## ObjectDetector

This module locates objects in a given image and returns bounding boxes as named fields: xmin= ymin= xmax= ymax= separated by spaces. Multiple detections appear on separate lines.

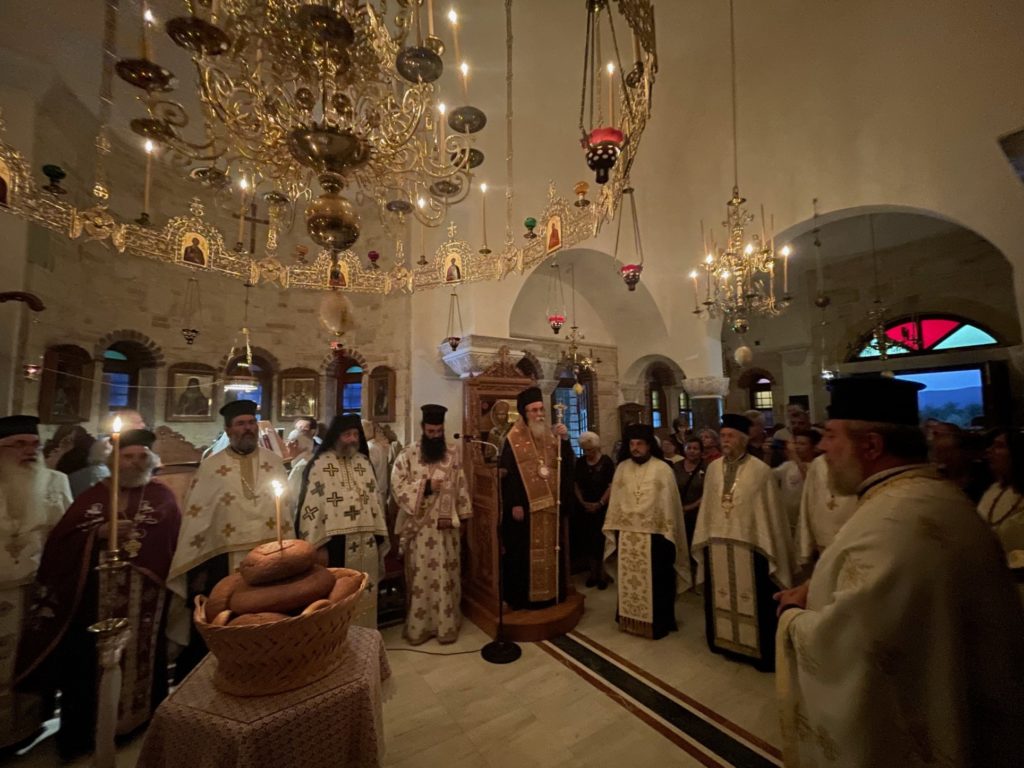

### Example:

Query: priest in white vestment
xmin=603 ymin=423 xmax=689 ymax=639
xmin=794 ymin=453 xmax=856 ymax=570
xmin=0 ymin=416 xmax=72 ymax=752
xmin=693 ymin=413 xmax=796 ymax=671
xmin=363 ymin=419 xmax=391 ymax=512
xmin=773 ymin=428 xmax=819 ymax=535
xmin=775 ymin=376 xmax=1024 ymax=767
xmin=977 ymin=427 xmax=1024 ymax=600
xmin=167 ymin=400 xmax=290 ymax=681
xmin=297 ymin=414 xmax=389 ymax=628
xmin=391 ymin=405 xmax=472 ymax=644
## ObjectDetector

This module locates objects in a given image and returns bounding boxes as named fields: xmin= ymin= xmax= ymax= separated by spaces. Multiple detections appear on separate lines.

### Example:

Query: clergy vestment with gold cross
xmin=166 ymin=446 xmax=290 ymax=680
xmin=692 ymin=453 xmax=795 ymax=671
xmin=602 ymin=458 xmax=689 ymax=639
xmin=0 ymin=468 xmax=71 ymax=750
xmin=298 ymin=450 xmax=389 ymax=628
xmin=778 ymin=466 xmax=1024 ymax=767
xmin=499 ymin=419 xmax=576 ymax=610
xmin=391 ymin=441 xmax=472 ymax=645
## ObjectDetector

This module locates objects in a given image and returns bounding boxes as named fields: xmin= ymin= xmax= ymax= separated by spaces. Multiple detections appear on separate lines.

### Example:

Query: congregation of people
xmin=3 ymin=374 xmax=1023 ymax=765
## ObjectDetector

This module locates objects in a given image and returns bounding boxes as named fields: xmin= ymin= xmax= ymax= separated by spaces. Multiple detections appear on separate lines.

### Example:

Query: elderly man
xmin=603 ymin=424 xmax=689 ymax=639
xmin=391 ymin=405 xmax=472 ymax=644
xmin=167 ymin=400 xmax=290 ymax=681
xmin=692 ymin=413 xmax=795 ymax=671
xmin=298 ymin=414 xmax=388 ymax=627
xmin=16 ymin=430 xmax=180 ymax=761
xmin=285 ymin=429 xmax=315 ymax=500
xmin=773 ymin=403 xmax=811 ymax=444
xmin=775 ymin=376 xmax=1024 ymax=767
xmin=500 ymin=387 xmax=575 ymax=610
xmin=0 ymin=416 xmax=72 ymax=754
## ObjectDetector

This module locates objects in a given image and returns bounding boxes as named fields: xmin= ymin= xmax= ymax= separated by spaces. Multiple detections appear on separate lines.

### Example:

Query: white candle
xmin=427 ymin=0 xmax=435 ymax=36
xmin=109 ymin=417 xmax=122 ymax=552
xmin=143 ymin=140 xmax=154 ymax=214
xmin=480 ymin=182 xmax=488 ymax=248
xmin=237 ymin=177 xmax=248 ymax=246
xmin=438 ymin=102 xmax=447 ymax=149
xmin=689 ymin=269 xmax=700 ymax=308
xmin=459 ymin=61 xmax=469 ymax=100
xmin=781 ymin=244 xmax=792 ymax=294
xmin=448 ymin=9 xmax=461 ymax=76
xmin=272 ymin=480 xmax=284 ymax=549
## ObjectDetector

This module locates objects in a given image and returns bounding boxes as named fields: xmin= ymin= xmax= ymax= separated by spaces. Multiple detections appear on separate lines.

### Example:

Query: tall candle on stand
xmin=143 ymin=140 xmax=154 ymax=215
xmin=237 ymin=176 xmax=249 ymax=246
xmin=689 ymin=270 xmax=700 ymax=309
xmin=109 ymin=417 xmax=122 ymax=552
xmin=141 ymin=6 xmax=154 ymax=60
xmin=781 ymin=244 xmax=791 ymax=295
xmin=272 ymin=480 xmax=284 ymax=549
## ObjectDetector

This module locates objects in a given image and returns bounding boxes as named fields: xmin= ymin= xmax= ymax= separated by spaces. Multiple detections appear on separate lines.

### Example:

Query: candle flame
xmin=781 ymin=244 xmax=792 ymax=257
xmin=460 ymin=61 xmax=469 ymax=77
xmin=438 ymin=102 xmax=447 ymax=115
xmin=606 ymin=61 xmax=615 ymax=75
xmin=144 ymin=8 xmax=155 ymax=24
xmin=721 ymin=270 xmax=731 ymax=279
xmin=144 ymin=139 xmax=154 ymax=154
xmin=272 ymin=479 xmax=283 ymax=497
xmin=239 ymin=176 xmax=249 ymax=191
xmin=112 ymin=416 xmax=123 ymax=434
xmin=448 ymin=9 xmax=458 ymax=24
xmin=480 ymin=182 xmax=487 ymax=194
xmin=689 ymin=269 xmax=699 ymax=279
xmin=704 ymin=254 xmax=714 ymax=264
xmin=744 ymin=243 xmax=754 ymax=255
xmin=417 ymin=196 xmax=426 ymax=209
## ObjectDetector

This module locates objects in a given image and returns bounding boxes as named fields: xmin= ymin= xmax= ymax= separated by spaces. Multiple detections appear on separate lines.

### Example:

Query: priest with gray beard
xmin=0 ymin=416 xmax=72 ymax=755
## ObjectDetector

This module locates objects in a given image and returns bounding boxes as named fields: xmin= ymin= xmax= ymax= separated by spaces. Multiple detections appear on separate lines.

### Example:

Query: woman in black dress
xmin=574 ymin=431 xmax=615 ymax=588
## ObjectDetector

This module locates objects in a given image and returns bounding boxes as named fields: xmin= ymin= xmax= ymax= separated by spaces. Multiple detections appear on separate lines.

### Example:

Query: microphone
xmin=453 ymin=433 xmax=499 ymax=454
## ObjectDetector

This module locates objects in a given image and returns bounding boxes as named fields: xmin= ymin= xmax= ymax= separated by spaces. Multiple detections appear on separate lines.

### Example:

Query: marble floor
xmin=7 ymin=574 xmax=782 ymax=767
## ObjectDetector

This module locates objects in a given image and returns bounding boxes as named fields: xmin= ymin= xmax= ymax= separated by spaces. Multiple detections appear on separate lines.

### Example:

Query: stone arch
xmin=737 ymin=367 xmax=775 ymax=389
xmin=516 ymin=351 xmax=543 ymax=380
xmin=620 ymin=354 xmax=687 ymax=394
xmin=321 ymin=347 xmax=368 ymax=376
xmin=94 ymin=329 xmax=164 ymax=367
xmin=218 ymin=345 xmax=280 ymax=373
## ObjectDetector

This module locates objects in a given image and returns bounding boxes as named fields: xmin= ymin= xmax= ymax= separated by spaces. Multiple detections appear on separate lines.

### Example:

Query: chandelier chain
xmin=505 ymin=0 xmax=515 ymax=244
xmin=729 ymin=0 xmax=739 ymax=191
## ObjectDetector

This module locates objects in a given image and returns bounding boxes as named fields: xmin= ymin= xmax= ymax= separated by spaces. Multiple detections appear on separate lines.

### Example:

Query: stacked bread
xmin=203 ymin=539 xmax=363 ymax=627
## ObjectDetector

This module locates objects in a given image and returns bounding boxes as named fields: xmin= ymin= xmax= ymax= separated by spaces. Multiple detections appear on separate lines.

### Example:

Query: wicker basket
xmin=193 ymin=567 xmax=367 ymax=697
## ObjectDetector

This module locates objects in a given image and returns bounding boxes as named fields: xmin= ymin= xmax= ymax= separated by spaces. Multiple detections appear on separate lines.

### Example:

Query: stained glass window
xmin=854 ymin=316 xmax=998 ymax=359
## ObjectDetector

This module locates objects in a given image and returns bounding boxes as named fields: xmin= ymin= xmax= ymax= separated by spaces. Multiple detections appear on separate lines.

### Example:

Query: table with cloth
xmin=137 ymin=626 xmax=391 ymax=768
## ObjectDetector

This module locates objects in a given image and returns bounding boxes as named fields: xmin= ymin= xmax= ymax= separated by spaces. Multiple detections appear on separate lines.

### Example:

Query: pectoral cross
xmin=231 ymin=202 xmax=270 ymax=254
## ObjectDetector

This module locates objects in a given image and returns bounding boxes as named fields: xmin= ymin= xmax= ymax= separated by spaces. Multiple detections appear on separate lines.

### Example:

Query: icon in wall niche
xmin=444 ymin=252 xmax=464 ymax=283
xmin=166 ymin=368 xmax=216 ymax=421
xmin=179 ymin=232 xmax=210 ymax=268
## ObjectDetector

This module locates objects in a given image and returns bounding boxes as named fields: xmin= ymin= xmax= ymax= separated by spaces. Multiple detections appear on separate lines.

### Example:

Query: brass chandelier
xmin=119 ymin=0 xmax=485 ymax=250
xmin=690 ymin=0 xmax=791 ymax=335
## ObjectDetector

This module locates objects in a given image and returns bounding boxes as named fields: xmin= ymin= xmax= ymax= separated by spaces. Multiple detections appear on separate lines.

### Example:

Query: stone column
xmin=682 ymin=376 xmax=731 ymax=431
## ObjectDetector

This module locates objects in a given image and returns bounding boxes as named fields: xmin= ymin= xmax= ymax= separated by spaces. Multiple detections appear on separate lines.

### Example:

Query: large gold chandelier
xmin=690 ymin=0 xmax=791 ymax=335
xmin=121 ymin=0 xmax=484 ymax=249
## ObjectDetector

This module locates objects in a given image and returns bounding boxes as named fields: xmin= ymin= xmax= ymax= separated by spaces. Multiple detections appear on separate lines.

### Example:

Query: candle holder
xmin=619 ymin=263 xmax=643 ymax=291
xmin=523 ymin=217 xmax=538 ymax=240
xmin=447 ymin=105 xmax=487 ymax=135
xmin=41 ymin=164 xmax=68 ymax=195
xmin=96 ymin=548 xmax=130 ymax=572
xmin=135 ymin=211 xmax=151 ymax=226
xmin=573 ymin=181 xmax=591 ymax=208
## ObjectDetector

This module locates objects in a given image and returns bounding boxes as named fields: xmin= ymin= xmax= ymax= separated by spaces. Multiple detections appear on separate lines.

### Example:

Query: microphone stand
xmin=456 ymin=433 xmax=522 ymax=664
xmin=553 ymin=403 xmax=566 ymax=604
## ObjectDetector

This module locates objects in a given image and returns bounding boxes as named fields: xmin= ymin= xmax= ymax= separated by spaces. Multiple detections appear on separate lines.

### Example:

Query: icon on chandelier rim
xmin=179 ymin=232 xmax=209 ymax=268
xmin=444 ymin=253 xmax=464 ymax=283
xmin=328 ymin=258 xmax=350 ymax=289
xmin=545 ymin=214 xmax=563 ymax=254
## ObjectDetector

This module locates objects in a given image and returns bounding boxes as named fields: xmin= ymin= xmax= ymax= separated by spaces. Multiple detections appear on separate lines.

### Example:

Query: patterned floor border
xmin=537 ymin=630 xmax=782 ymax=768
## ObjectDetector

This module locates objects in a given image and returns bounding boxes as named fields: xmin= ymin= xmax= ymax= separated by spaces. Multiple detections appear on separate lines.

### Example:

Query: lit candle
xmin=689 ymin=269 xmax=700 ymax=309
xmin=109 ymin=416 xmax=122 ymax=553
xmin=141 ymin=6 xmax=154 ymax=61
xmin=272 ymin=480 xmax=284 ymax=549
xmin=480 ymin=182 xmax=488 ymax=249
xmin=437 ymin=102 xmax=447 ymax=149
xmin=606 ymin=62 xmax=616 ymax=125
xmin=704 ymin=253 xmax=714 ymax=300
xmin=781 ymin=244 xmax=792 ymax=294
xmin=143 ymin=140 xmax=154 ymax=215
xmin=418 ymin=197 xmax=426 ymax=258
xmin=427 ymin=0 xmax=435 ymax=36
xmin=237 ymin=176 xmax=249 ymax=246
xmin=448 ymin=9 xmax=462 ymax=78
xmin=459 ymin=61 xmax=469 ymax=100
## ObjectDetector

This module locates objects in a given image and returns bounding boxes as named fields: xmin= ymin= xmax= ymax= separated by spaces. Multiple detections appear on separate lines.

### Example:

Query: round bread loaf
xmin=240 ymin=539 xmax=317 ymax=586
xmin=212 ymin=610 xmax=233 ymax=627
xmin=229 ymin=565 xmax=335 ymax=615
xmin=329 ymin=574 xmax=363 ymax=604
xmin=228 ymin=612 xmax=290 ymax=627
xmin=205 ymin=573 xmax=245 ymax=623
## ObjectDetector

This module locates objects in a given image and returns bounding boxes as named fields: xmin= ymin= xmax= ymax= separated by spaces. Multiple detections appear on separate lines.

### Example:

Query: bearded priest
xmin=775 ymin=376 xmax=1024 ymax=767
xmin=391 ymin=405 xmax=472 ymax=644
xmin=0 ymin=416 xmax=72 ymax=754
xmin=16 ymin=429 xmax=181 ymax=761
xmin=297 ymin=414 xmax=389 ymax=627
xmin=603 ymin=423 xmax=689 ymax=639
xmin=499 ymin=387 xmax=575 ymax=610
xmin=167 ymin=400 xmax=290 ymax=681
xmin=692 ymin=413 xmax=796 ymax=672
